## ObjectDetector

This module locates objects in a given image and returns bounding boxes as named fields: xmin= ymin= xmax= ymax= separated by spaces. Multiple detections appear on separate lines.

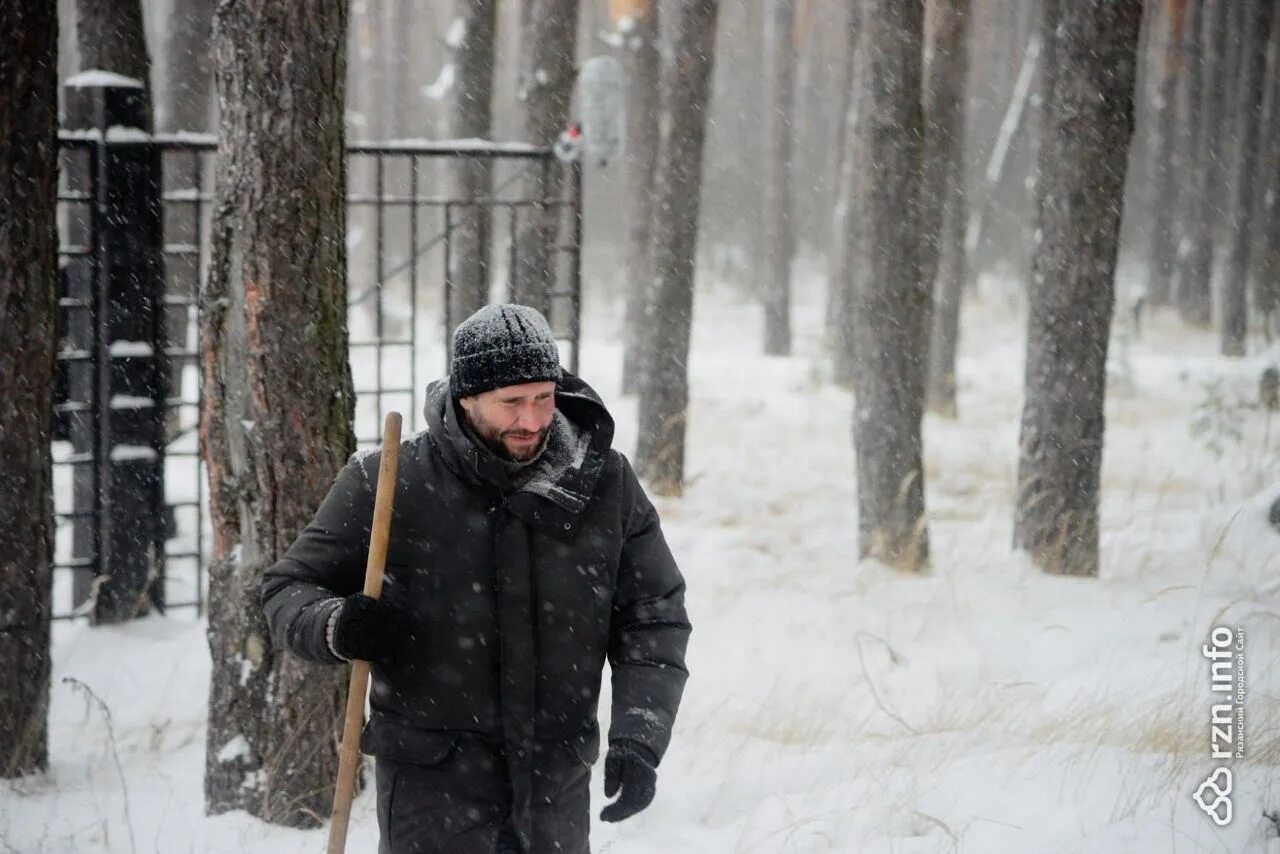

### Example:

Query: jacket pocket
xmin=362 ymin=712 xmax=458 ymax=767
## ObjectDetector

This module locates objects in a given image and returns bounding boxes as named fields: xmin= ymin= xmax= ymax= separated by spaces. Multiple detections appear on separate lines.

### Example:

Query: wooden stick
xmin=327 ymin=411 xmax=402 ymax=854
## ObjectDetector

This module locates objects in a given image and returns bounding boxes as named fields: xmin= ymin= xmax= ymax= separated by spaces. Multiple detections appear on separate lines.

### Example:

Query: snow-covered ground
xmin=5 ymin=271 xmax=1280 ymax=853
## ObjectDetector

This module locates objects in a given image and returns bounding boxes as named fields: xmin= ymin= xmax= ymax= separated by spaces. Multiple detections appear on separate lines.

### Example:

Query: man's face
xmin=459 ymin=381 xmax=557 ymax=462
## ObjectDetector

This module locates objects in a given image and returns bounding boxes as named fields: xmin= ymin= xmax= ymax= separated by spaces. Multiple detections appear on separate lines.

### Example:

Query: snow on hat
xmin=450 ymin=304 xmax=563 ymax=399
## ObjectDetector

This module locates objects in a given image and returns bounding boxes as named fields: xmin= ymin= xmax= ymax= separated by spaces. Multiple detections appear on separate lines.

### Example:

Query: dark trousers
xmin=375 ymin=745 xmax=590 ymax=854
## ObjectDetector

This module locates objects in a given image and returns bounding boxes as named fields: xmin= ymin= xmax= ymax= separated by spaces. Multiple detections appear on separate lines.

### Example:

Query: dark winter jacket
xmin=260 ymin=372 xmax=690 ymax=847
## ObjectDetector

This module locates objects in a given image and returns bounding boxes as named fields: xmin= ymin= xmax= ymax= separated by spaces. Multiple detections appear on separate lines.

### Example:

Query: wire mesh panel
xmin=50 ymin=135 xmax=582 ymax=619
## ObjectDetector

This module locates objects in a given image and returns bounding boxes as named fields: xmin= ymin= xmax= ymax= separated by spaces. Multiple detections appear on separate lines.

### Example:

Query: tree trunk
xmin=1146 ymin=0 xmax=1184 ymax=306
xmin=0 ymin=0 xmax=58 ymax=779
xmin=635 ymin=0 xmax=719 ymax=495
xmin=1013 ymin=0 xmax=1141 ymax=578
xmin=447 ymin=0 xmax=498 ymax=337
xmin=1251 ymin=10 xmax=1280 ymax=333
xmin=1174 ymin=0 xmax=1215 ymax=328
xmin=827 ymin=6 xmax=861 ymax=389
xmin=512 ymin=0 xmax=579 ymax=316
xmin=849 ymin=0 xmax=930 ymax=572
xmin=75 ymin=0 xmax=153 ymax=125
xmin=761 ymin=0 xmax=797 ymax=355
xmin=202 ymin=0 xmax=353 ymax=826
xmin=1218 ymin=0 xmax=1275 ymax=357
xmin=159 ymin=0 xmax=214 ymax=133
xmin=924 ymin=0 xmax=972 ymax=418
xmin=620 ymin=4 xmax=661 ymax=395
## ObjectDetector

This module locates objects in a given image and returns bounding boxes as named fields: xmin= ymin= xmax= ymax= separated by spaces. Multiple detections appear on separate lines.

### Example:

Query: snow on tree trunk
xmin=824 ymin=4 xmax=857 ymax=353
xmin=635 ymin=0 xmax=719 ymax=496
xmin=924 ymin=0 xmax=972 ymax=418
xmin=761 ymin=0 xmax=797 ymax=356
xmin=849 ymin=0 xmax=931 ymax=572
xmin=1218 ymin=0 xmax=1275 ymax=357
xmin=447 ymin=0 xmax=498 ymax=336
xmin=0 ymin=0 xmax=58 ymax=778
xmin=512 ymin=0 xmax=579 ymax=316
xmin=1013 ymin=0 xmax=1141 ymax=578
xmin=75 ymin=0 xmax=153 ymax=126
xmin=159 ymin=0 xmax=214 ymax=133
xmin=202 ymin=0 xmax=354 ymax=826
xmin=621 ymin=5 xmax=661 ymax=395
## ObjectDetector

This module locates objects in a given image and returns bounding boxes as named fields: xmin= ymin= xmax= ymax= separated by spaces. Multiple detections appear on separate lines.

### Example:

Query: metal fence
xmin=52 ymin=132 xmax=583 ymax=621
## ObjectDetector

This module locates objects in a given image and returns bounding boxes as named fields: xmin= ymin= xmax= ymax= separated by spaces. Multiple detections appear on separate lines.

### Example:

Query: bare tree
xmin=512 ymin=0 xmax=580 ymax=315
xmin=202 ymin=0 xmax=353 ymax=826
xmin=849 ymin=0 xmax=930 ymax=571
xmin=1013 ymin=0 xmax=1141 ymax=577
xmin=0 ymin=0 xmax=58 ymax=779
xmin=924 ymin=0 xmax=973 ymax=417
xmin=447 ymin=0 xmax=498 ymax=336
xmin=635 ymin=0 xmax=720 ymax=495
xmin=761 ymin=0 xmax=798 ymax=355
xmin=620 ymin=2 xmax=661 ymax=395
xmin=1218 ymin=0 xmax=1275 ymax=357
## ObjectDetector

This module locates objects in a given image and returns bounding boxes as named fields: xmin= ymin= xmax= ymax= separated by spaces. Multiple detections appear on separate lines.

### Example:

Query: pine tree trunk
xmin=825 ymin=5 xmax=860 ymax=389
xmin=1174 ymin=0 xmax=1215 ymax=328
xmin=635 ymin=0 xmax=719 ymax=495
xmin=761 ymin=0 xmax=797 ymax=356
xmin=924 ymin=0 xmax=972 ymax=418
xmin=159 ymin=0 xmax=214 ymax=133
xmin=0 ymin=0 xmax=58 ymax=779
xmin=1251 ymin=11 xmax=1280 ymax=333
xmin=202 ymin=0 xmax=354 ymax=826
xmin=1147 ymin=0 xmax=1184 ymax=307
xmin=850 ymin=0 xmax=931 ymax=571
xmin=447 ymin=0 xmax=498 ymax=336
xmin=1014 ymin=0 xmax=1141 ymax=578
xmin=621 ymin=5 xmax=661 ymax=395
xmin=1218 ymin=0 xmax=1274 ymax=357
xmin=512 ymin=0 xmax=579 ymax=315
xmin=75 ymin=0 xmax=153 ymax=126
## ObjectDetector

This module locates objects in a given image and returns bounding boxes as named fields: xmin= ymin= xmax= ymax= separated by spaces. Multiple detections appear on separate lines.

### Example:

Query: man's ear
xmin=458 ymin=396 xmax=474 ymax=416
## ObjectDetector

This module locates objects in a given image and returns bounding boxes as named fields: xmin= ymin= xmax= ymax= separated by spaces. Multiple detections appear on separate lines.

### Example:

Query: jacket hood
xmin=423 ymin=371 xmax=616 ymax=516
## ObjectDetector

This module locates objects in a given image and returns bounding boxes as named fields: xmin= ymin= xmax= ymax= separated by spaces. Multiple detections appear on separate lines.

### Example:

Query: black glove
xmin=599 ymin=740 xmax=658 ymax=823
xmin=329 ymin=593 xmax=402 ymax=662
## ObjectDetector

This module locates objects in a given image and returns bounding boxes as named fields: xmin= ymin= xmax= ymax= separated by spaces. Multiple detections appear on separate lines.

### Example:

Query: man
xmin=261 ymin=304 xmax=691 ymax=854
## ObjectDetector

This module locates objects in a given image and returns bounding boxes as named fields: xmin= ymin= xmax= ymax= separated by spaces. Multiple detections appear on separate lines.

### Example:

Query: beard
xmin=465 ymin=408 xmax=550 ymax=463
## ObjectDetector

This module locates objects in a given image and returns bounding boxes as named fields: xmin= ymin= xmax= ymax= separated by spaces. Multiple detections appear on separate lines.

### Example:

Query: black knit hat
xmin=450 ymin=304 xmax=563 ymax=399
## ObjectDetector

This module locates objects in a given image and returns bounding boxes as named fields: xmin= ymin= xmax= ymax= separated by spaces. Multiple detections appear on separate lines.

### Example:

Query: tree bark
xmin=512 ymin=0 xmax=580 ymax=316
xmin=924 ymin=0 xmax=972 ymax=418
xmin=447 ymin=0 xmax=499 ymax=337
xmin=75 ymin=0 xmax=153 ymax=126
xmin=1218 ymin=0 xmax=1275 ymax=357
xmin=761 ymin=0 xmax=798 ymax=356
xmin=202 ymin=0 xmax=354 ymax=826
xmin=635 ymin=0 xmax=719 ymax=495
xmin=159 ymin=0 xmax=214 ymax=133
xmin=0 ymin=0 xmax=58 ymax=779
xmin=620 ymin=5 xmax=661 ymax=395
xmin=849 ymin=0 xmax=931 ymax=571
xmin=1013 ymin=0 xmax=1141 ymax=577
